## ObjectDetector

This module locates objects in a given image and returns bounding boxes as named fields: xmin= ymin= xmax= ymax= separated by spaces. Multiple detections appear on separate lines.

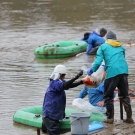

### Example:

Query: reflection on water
xmin=0 ymin=0 xmax=135 ymax=134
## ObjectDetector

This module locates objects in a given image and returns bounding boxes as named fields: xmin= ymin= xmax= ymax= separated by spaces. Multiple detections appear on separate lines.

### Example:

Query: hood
xmin=50 ymin=72 xmax=60 ymax=80
xmin=92 ymin=28 xmax=101 ymax=37
xmin=105 ymin=39 xmax=122 ymax=47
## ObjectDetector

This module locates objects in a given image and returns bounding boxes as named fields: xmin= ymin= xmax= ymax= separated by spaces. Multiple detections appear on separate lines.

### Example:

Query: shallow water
xmin=0 ymin=0 xmax=135 ymax=134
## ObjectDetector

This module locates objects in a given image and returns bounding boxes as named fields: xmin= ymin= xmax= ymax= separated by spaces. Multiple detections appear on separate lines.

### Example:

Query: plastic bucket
xmin=70 ymin=112 xmax=90 ymax=135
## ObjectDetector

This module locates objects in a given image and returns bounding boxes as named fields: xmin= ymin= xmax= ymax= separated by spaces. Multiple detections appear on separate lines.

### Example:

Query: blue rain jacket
xmin=86 ymin=31 xmax=105 ymax=54
xmin=91 ymin=40 xmax=128 ymax=79
xmin=78 ymin=81 xmax=116 ymax=106
xmin=42 ymin=79 xmax=66 ymax=120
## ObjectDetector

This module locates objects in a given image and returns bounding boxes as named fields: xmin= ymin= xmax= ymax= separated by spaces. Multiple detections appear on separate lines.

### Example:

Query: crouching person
xmin=42 ymin=64 xmax=83 ymax=135
xmin=78 ymin=81 xmax=116 ymax=109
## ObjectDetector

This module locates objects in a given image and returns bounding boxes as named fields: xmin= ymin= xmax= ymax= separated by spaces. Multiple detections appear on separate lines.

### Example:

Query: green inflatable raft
xmin=13 ymin=106 xmax=106 ymax=131
xmin=34 ymin=40 xmax=88 ymax=59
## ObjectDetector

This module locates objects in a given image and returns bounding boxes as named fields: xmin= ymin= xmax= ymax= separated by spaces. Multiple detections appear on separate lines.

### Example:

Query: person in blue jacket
xmin=78 ymin=81 xmax=116 ymax=107
xmin=78 ymin=81 xmax=105 ymax=107
xmin=87 ymin=31 xmax=134 ymax=124
xmin=84 ymin=28 xmax=107 ymax=55
xmin=81 ymin=32 xmax=91 ymax=42
xmin=42 ymin=64 xmax=83 ymax=135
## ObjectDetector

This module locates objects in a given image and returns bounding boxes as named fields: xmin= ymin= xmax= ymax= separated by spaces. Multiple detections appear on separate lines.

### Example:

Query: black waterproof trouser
xmin=42 ymin=117 xmax=60 ymax=135
xmin=104 ymin=74 xmax=131 ymax=110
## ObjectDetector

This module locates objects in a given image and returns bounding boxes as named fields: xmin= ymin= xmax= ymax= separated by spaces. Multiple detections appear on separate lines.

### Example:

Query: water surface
xmin=0 ymin=0 xmax=135 ymax=134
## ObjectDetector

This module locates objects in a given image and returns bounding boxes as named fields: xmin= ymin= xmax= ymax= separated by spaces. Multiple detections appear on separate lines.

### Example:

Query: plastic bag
xmin=81 ymin=66 xmax=88 ymax=73
xmin=90 ymin=64 xmax=105 ymax=86
xmin=81 ymin=61 xmax=105 ymax=87
xmin=72 ymin=98 xmax=106 ymax=114
xmin=88 ymin=121 xmax=104 ymax=132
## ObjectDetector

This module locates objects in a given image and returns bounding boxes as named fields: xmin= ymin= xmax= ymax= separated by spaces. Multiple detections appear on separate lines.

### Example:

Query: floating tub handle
xmin=70 ymin=117 xmax=80 ymax=124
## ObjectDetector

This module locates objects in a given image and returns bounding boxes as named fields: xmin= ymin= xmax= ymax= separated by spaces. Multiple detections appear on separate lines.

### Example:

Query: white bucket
xmin=70 ymin=112 xmax=90 ymax=135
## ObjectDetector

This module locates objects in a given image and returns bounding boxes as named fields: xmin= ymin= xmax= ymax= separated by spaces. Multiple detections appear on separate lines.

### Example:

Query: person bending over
xmin=42 ymin=64 xmax=83 ymax=135
xmin=85 ymin=28 xmax=107 ymax=55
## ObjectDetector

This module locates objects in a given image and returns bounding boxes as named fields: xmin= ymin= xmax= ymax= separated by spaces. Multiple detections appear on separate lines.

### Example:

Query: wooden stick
xmin=37 ymin=128 xmax=40 ymax=135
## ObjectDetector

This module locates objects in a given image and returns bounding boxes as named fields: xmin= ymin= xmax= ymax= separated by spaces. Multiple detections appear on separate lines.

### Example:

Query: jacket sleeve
xmin=63 ymin=78 xmax=83 ymax=90
xmin=69 ymin=80 xmax=83 ymax=88
xmin=77 ymin=86 xmax=88 ymax=98
xmin=91 ymin=46 xmax=104 ymax=72
xmin=86 ymin=44 xmax=92 ymax=54
xmin=86 ymin=38 xmax=93 ymax=54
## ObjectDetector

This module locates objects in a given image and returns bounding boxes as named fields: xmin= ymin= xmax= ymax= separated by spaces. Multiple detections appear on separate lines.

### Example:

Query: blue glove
xmin=87 ymin=69 xmax=93 ymax=76
xmin=102 ymin=65 xmax=106 ymax=70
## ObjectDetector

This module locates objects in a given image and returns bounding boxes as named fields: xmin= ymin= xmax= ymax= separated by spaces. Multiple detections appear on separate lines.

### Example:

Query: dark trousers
xmin=104 ymin=74 xmax=130 ymax=110
xmin=42 ymin=117 xmax=60 ymax=135
xmin=89 ymin=46 xmax=99 ymax=55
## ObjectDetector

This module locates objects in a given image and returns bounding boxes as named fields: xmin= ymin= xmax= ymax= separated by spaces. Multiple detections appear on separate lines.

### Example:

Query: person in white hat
xmin=42 ymin=64 xmax=83 ymax=135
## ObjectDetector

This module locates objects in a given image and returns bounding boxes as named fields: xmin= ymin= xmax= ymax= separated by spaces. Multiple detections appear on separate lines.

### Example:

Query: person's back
xmin=88 ymin=81 xmax=104 ymax=106
xmin=78 ymin=81 xmax=116 ymax=106
xmin=78 ymin=81 xmax=104 ymax=106
xmin=86 ymin=28 xmax=107 ymax=54
xmin=43 ymin=79 xmax=66 ymax=120
xmin=87 ymin=31 xmax=105 ymax=48
xmin=103 ymin=44 xmax=127 ymax=77
xmin=92 ymin=33 xmax=128 ymax=79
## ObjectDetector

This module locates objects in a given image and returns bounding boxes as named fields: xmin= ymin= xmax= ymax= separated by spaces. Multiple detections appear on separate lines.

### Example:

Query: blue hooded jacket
xmin=86 ymin=31 xmax=105 ymax=54
xmin=42 ymin=79 xmax=66 ymax=120
xmin=78 ymin=81 xmax=116 ymax=106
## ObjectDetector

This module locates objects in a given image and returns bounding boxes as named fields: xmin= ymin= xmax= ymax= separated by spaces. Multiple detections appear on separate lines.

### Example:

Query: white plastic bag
xmin=90 ymin=64 xmax=105 ymax=86
xmin=81 ymin=66 xmax=88 ymax=73
xmin=72 ymin=98 xmax=106 ymax=114
xmin=81 ymin=61 xmax=105 ymax=86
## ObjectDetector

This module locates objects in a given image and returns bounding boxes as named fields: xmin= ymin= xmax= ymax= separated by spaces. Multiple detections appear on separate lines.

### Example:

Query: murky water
xmin=0 ymin=0 xmax=135 ymax=134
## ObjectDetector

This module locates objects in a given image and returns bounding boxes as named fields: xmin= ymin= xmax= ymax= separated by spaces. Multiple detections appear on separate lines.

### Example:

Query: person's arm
xmin=86 ymin=36 xmax=94 ymax=54
xmin=63 ymin=71 xmax=83 ymax=90
xmin=91 ymin=46 xmax=104 ymax=72
xmin=69 ymin=80 xmax=83 ymax=88
xmin=77 ymin=86 xmax=88 ymax=98
xmin=87 ymin=47 xmax=104 ymax=76
xmin=86 ymin=44 xmax=92 ymax=54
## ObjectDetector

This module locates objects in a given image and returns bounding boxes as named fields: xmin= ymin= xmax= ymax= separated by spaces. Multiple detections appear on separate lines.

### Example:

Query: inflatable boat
xmin=13 ymin=106 xmax=106 ymax=130
xmin=34 ymin=40 xmax=88 ymax=59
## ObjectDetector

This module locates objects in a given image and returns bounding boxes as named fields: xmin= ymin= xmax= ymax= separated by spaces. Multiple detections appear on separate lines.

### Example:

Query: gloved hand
xmin=87 ymin=68 xmax=93 ymax=76
xmin=80 ymin=80 xmax=84 ymax=84
xmin=75 ymin=70 xmax=83 ymax=79
xmin=102 ymin=65 xmax=106 ymax=70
